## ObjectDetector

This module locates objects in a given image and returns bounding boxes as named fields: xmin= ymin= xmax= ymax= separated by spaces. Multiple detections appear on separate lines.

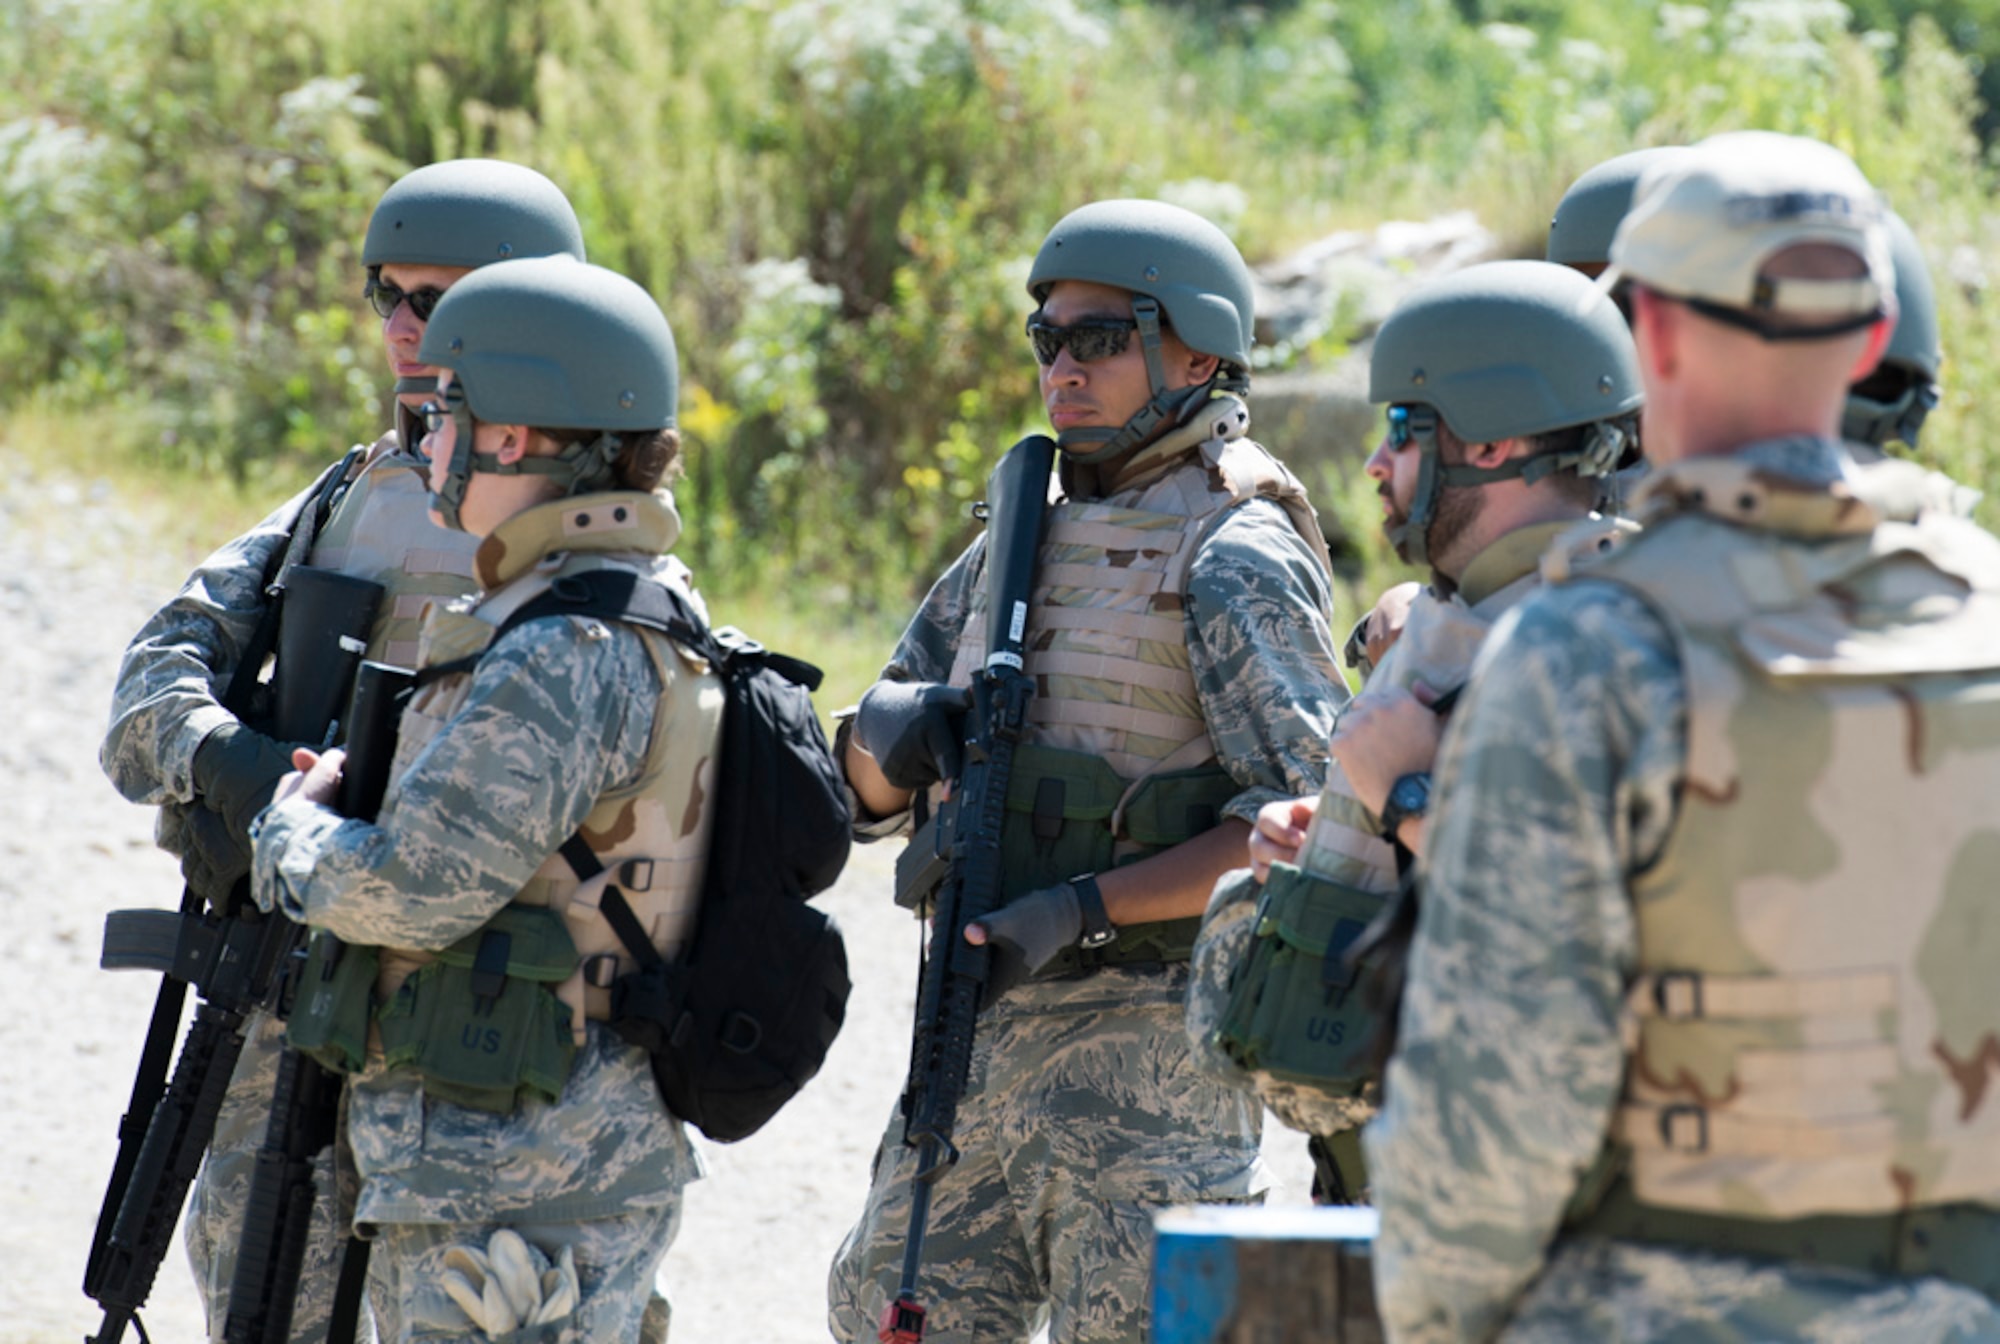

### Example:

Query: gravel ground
xmin=0 ymin=463 xmax=1307 ymax=1344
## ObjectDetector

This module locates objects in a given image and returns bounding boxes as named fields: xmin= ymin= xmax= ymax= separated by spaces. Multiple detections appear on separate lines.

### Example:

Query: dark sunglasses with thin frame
xmin=1025 ymin=314 xmax=1139 ymax=366
xmin=366 ymin=276 xmax=446 ymax=322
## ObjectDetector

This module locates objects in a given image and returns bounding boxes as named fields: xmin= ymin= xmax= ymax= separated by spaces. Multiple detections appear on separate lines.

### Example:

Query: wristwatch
xmin=1379 ymin=771 xmax=1432 ymax=840
xmin=1068 ymin=873 xmax=1118 ymax=949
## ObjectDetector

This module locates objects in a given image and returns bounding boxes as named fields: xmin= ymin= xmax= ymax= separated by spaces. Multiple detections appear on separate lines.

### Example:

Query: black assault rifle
xmin=879 ymin=434 xmax=1055 ymax=1344
xmin=85 ymin=446 xmax=382 ymax=1344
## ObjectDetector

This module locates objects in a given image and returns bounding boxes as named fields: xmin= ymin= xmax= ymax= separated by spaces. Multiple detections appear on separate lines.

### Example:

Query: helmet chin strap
xmin=1056 ymin=298 xmax=1217 ymax=466
xmin=1383 ymin=407 xmax=1444 ymax=569
xmin=427 ymin=379 xmax=624 ymax=532
xmin=1385 ymin=410 xmax=1633 ymax=567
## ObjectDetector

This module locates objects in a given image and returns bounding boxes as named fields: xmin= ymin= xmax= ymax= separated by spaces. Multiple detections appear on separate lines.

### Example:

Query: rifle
xmin=85 ymin=449 xmax=382 ymax=1344
xmin=220 ymin=655 xmax=411 ymax=1344
xmin=880 ymin=434 xmax=1055 ymax=1344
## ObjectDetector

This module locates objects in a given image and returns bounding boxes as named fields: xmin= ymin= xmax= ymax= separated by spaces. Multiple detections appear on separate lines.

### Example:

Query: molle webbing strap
xmin=1626 ymin=968 xmax=1898 ymax=1021
xmin=1023 ymin=605 xmax=1188 ymax=646
xmin=1028 ymin=697 xmax=1206 ymax=745
xmin=1617 ymin=1105 xmax=1897 ymax=1160
xmin=388 ymin=593 xmax=435 ymax=621
xmin=402 ymin=548 xmax=471 ymax=577
xmin=1042 ymin=518 xmax=1178 ymax=555
xmin=1034 ymin=563 xmax=1169 ymax=597
xmin=1030 ymin=651 xmax=1197 ymax=698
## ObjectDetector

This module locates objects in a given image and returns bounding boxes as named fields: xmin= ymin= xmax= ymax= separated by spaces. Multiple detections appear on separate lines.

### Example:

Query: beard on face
xmin=1425 ymin=482 xmax=1484 ymax=568
xmin=1384 ymin=480 xmax=1484 ymax=568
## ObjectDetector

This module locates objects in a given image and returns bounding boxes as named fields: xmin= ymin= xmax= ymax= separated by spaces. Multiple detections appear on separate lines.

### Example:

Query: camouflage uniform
xmin=828 ymin=411 xmax=1346 ymax=1344
xmin=102 ymin=433 xmax=480 ymax=1343
xmin=251 ymin=490 xmax=708 ymax=1343
xmin=1364 ymin=439 xmax=2000 ymax=1342
xmin=1188 ymin=518 xmax=1629 ymax=1145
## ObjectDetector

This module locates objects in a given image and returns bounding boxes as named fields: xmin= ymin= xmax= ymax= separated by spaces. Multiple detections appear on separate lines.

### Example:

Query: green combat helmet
xmin=363 ymin=158 xmax=587 ymax=400
xmin=1547 ymin=146 xmax=1689 ymax=273
xmin=1027 ymin=198 xmax=1253 ymax=463
xmin=1369 ymin=259 xmax=1641 ymax=566
xmin=417 ymin=257 xmax=677 ymax=530
xmin=1844 ymin=211 xmax=1941 ymax=449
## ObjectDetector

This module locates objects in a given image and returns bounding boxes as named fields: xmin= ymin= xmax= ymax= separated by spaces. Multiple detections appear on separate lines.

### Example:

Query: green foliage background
xmin=4 ymin=0 xmax=1996 ymax=641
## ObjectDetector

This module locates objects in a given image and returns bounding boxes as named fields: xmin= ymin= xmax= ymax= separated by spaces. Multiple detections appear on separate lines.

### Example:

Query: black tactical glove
xmin=971 ymin=883 xmax=1084 ymax=1004
xmin=853 ymin=681 xmax=971 ymax=792
xmin=192 ymin=720 xmax=295 ymax=838
xmin=179 ymin=802 xmax=252 ymax=907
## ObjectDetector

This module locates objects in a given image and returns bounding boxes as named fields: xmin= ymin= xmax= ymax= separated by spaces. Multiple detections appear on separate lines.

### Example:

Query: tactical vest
xmin=291 ymin=492 xmax=723 ymax=1111
xmin=1573 ymin=453 xmax=2000 ymax=1223
xmin=1213 ymin=517 xmax=1631 ymax=1152
xmin=949 ymin=403 xmax=1333 ymax=970
xmin=308 ymin=433 xmax=481 ymax=668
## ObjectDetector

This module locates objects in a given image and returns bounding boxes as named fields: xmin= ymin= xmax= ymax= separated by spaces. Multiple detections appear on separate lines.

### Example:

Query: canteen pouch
xmin=286 ymin=933 xmax=379 ymax=1075
xmin=375 ymin=906 xmax=580 ymax=1113
xmin=1215 ymin=861 xmax=1384 ymax=1090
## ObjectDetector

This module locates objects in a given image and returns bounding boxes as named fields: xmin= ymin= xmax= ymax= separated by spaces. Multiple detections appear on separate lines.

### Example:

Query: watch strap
xmin=1069 ymin=873 xmax=1117 ymax=948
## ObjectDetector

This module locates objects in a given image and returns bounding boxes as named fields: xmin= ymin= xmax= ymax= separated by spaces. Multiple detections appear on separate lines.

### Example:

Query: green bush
xmin=3 ymin=0 xmax=1993 ymax=615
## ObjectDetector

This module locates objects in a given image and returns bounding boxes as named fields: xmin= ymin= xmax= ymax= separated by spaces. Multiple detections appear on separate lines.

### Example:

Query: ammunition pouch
xmin=287 ymin=933 xmax=379 ymax=1074
xmin=998 ymin=744 xmax=1237 ymax=976
xmin=1213 ymin=862 xmax=1384 ymax=1090
xmin=369 ymin=906 xmax=581 ymax=1113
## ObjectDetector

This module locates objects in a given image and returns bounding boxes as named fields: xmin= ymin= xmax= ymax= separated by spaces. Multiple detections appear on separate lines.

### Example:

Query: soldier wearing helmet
xmin=1845 ymin=210 xmax=1944 ymax=451
xmin=100 ymin=159 xmax=586 ymax=1343
xmin=1551 ymin=151 xmax=1956 ymax=483
xmin=1367 ymin=131 xmax=2000 ymax=1340
xmin=828 ymin=200 xmax=1349 ymax=1343
xmin=1186 ymin=260 xmax=1641 ymax=1208
xmin=1547 ymin=146 xmax=1691 ymax=281
xmin=252 ymin=257 xmax=710 ymax=1340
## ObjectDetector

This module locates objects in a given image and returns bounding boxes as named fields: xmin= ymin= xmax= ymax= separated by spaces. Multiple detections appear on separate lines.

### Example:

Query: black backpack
xmin=497 ymin=568 xmax=853 ymax=1142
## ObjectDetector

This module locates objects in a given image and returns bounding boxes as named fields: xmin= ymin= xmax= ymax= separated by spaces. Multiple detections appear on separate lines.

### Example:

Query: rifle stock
xmin=881 ymin=435 xmax=1055 ymax=1344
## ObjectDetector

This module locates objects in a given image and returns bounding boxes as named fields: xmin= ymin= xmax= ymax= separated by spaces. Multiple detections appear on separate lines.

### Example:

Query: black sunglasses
xmin=1025 ymin=315 xmax=1138 ymax=366
xmin=366 ymin=276 xmax=446 ymax=322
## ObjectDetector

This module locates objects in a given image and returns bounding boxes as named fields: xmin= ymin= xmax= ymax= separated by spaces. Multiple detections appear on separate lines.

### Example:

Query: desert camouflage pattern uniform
xmin=101 ymin=432 xmax=479 ymax=1343
xmin=1187 ymin=518 xmax=1630 ymax=1146
xmin=1365 ymin=438 xmax=2000 ymax=1342
xmin=828 ymin=409 xmax=1347 ymax=1344
xmin=251 ymin=489 xmax=709 ymax=1343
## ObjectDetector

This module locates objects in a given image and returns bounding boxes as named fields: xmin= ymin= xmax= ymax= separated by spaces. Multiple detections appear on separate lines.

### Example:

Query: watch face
xmin=1390 ymin=773 xmax=1430 ymax=814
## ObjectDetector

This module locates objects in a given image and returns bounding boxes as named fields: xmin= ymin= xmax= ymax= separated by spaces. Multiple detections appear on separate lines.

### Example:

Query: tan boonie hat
xmin=1604 ymin=130 xmax=1893 ymax=341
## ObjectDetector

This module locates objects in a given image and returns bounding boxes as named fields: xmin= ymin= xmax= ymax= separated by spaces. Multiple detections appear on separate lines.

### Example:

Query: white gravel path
xmin=0 ymin=463 xmax=1306 ymax=1344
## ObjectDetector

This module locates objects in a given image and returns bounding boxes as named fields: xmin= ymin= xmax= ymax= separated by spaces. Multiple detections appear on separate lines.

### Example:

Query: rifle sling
xmin=221 ymin=446 xmax=366 ymax=714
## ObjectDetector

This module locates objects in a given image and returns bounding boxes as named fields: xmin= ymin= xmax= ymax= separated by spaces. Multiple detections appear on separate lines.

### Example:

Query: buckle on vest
xmin=1658 ymin=1103 xmax=1709 ymax=1154
xmin=1653 ymin=970 xmax=1704 ymax=1020
xmin=582 ymin=953 xmax=622 ymax=990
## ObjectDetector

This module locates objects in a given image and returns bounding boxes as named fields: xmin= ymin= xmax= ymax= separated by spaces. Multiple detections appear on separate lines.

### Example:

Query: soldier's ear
xmin=493 ymin=426 xmax=533 ymax=465
xmin=1631 ymin=285 xmax=1679 ymax=382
